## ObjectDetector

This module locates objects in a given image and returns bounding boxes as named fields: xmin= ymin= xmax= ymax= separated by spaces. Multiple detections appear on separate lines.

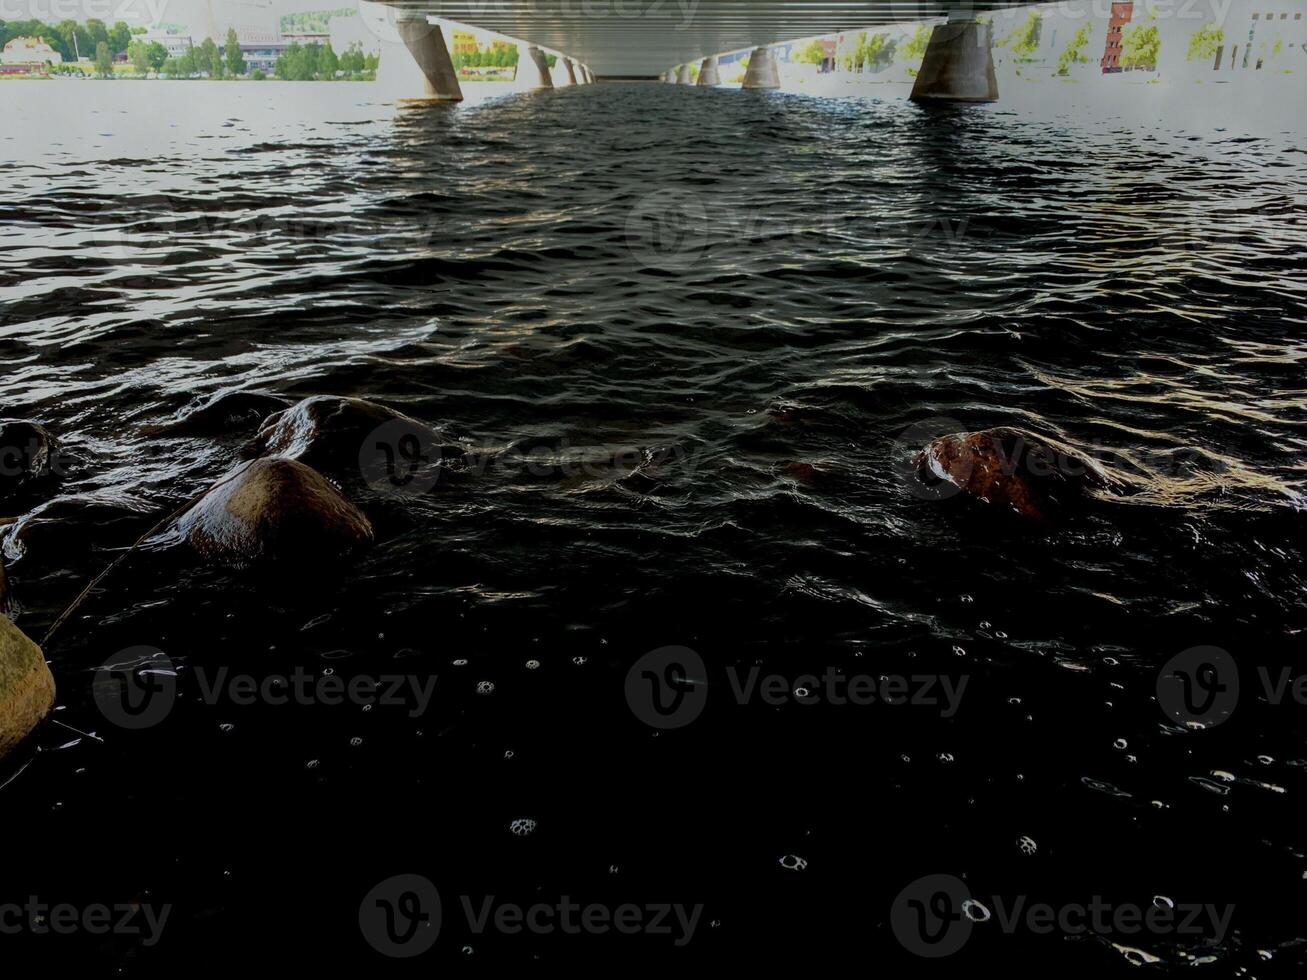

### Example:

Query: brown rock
xmin=915 ymin=427 xmax=1121 ymax=521
xmin=0 ymin=616 xmax=55 ymax=758
xmin=178 ymin=457 xmax=374 ymax=564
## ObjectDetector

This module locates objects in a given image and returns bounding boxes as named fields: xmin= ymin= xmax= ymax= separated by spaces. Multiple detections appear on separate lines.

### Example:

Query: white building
xmin=1 ymin=36 xmax=63 ymax=65
xmin=140 ymin=31 xmax=194 ymax=59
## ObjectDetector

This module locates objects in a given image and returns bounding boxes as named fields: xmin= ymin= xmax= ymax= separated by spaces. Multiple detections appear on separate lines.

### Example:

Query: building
xmin=140 ymin=31 xmax=194 ymax=60
xmin=239 ymin=39 xmax=289 ymax=73
xmin=1215 ymin=9 xmax=1305 ymax=71
xmin=1101 ymin=1 xmax=1134 ymax=72
xmin=1 ymin=36 xmax=63 ymax=67
xmin=281 ymin=32 xmax=330 ymax=46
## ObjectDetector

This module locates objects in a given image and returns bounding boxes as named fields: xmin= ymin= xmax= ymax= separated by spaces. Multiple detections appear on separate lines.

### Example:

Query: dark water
xmin=4 ymin=83 xmax=1307 ymax=975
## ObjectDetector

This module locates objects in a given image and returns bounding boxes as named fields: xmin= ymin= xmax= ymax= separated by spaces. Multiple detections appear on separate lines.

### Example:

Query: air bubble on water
xmin=573 ymin=656 xmax=588 ymax=666
xmin=362 ymin=704 xmax=372 ymax=712
xmin=219 ymin=723 xmax=234 ymax=733
xmin=461 ymin=946 xmax=473 ymax=956
xmin=1258 ymin=755 xmax=1273 ymax=765
xmin=960 ymin=594 xmax=974 ymax=604
xmin=900 ymin=754 xmax=910 ymax=763
xmin=453 ymin=659 xmax=468 ymax=667
xmin=477 ymin=681 xmax=495 ymax=695
xmin=979 ymin=621 xmax=991 ymax=630
xmin=1017 ymin=836 xmax=1037 ymax=856
xmin=509 ymin=818 xmax=537 ymax=837
xmin=1008 ymin=697 xmax=1022 ymax=705
xmin=962 ymin=899 xmax=991 ymax=923
xmin=608 ymin=865 xmax=619 ymax=874
xmin=995 ymin=631 xmax=1008 ymax=639
xmin=952 ymin=646 xmax=966 ymax=657
xmin=1104 ymin=657 xmax=1119 ymax=666
xmin=778 ymin=854 xmax=808 ymax=872
xmin=794 ymin=686 xmax=810 ymax=698
xmin=306 ymin=759 xmax=320 ymax=769
xmin=1212 ymin=770 xmax=1235 ymax=782
xmin=525 ymin=659 xmax=540 ymax=670
xmin=937 ymin=752 xmax=955 ymax=764
xmin=1152 ymin=895 xmax=1174 ymax=910
xmin=323 ymin=667 xmax=334 ymax=676
xmin=350 ymin=737 xmax=362 ymax=747
xmin=1114 ymin=738 xmax=1127 ymax=750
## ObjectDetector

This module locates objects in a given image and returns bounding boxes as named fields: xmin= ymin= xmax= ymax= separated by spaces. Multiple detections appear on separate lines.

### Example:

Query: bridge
xmin=378 ymin=1 xmax=1023 ymax=102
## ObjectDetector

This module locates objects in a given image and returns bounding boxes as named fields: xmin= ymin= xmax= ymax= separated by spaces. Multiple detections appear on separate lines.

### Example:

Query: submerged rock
xmin=250 ymin=396 xmax=461 ymax=492
xmin=915 ymin=427 xmax=1122 ymax=521
xmin=0 ymin=616 xmax=56 ymax=758
xmin=177 ymin=457 xmax=374 ymax=564
xmin=145 ymin=390 xmax=290 ymax=438
xmin=0 ymin=419 xmax=62 ymax=497
xmin=253 ymin=396 xmax=437 ymax=462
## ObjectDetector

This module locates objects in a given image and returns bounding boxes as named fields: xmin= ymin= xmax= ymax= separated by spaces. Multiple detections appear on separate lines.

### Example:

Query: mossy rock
xmin=0 ymin=617 xmax=55 ymax=758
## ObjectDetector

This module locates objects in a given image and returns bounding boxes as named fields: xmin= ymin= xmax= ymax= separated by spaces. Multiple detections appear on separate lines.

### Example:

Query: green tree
xmin=196 ymin=36 xmax=221 ymax=77
xmin=794 ymin=38 xmax=826 ymax=65
xmin=1057 ymin=23 xmax=1092 ymax=75
xmin=897 ymin=25 xmax=932 ymax=63
xmin=1121 ymin=23 xmax=1160 ymax=70
xmin=147 ymin=41 xmax=168 ymax=71
xmin=85 ymin=19 xmax=108 ymax=48
xmin=250 ymin=68 xmax=266 ymax=80
xmin=94 ymin=39 xmax=114 ymax=77
xmin=1001 ymin=10 xmax=1043 ymax=59
xmin=1187 ymin=24 xmax=1223 ymax=61
xmin=128 ymin=37 xmax=150 ymax=73
xmin=108 ymin=20 xmax=131 ymax=54
xmin=319 ymin=42 xmax=338 ymax=77
xmin=225 ymin=27 xmax=245 ymax=76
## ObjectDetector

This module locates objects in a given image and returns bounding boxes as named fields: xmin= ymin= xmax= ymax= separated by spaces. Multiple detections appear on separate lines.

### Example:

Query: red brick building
xmin=1101 ymin=1 xmax=1134 ymax=73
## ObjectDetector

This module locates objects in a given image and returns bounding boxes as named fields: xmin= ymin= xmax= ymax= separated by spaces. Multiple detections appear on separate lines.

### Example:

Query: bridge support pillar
xmin=663 ymin=69 xmax=675 ymax=83
xmin=585 ymin=66 xmax=595 ymax=83
xmin=742 ymin=46 xmax=779 ymax=89
xmin=676 ymin=64 xmax=692 ymax=84
xmin=562 ymin=57 xmax=577 ymax=85
xmin=519 ymin=44 xmax=554 ymax=88
xmin=910 ymin=16 xmax=998 ymax=103
xmin=697 ymin=54 xmax=720 ymax=86
xmin=395 ymin=16 xmax=463 ymax=101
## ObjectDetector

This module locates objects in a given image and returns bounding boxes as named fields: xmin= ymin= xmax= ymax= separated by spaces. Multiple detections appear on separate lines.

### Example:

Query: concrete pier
xmin=663 ymin=69 xmax=675 ymax=83
xmin=697 ymin=54 xmax=720 ymax=86
xmin=519 ymin=44 xmax=554 ymax=89
xmin=910 ymin=17 xmax=998 ymax=103
xmin=395 ymin=16 xmax=463 ymax=101
xmin=563 ymin=57 xmax=578 ymax=85
xmin=676 ymin=64 xmax=692 ymax=84
xmin=742 ymin=46 xmax=780 ymax=90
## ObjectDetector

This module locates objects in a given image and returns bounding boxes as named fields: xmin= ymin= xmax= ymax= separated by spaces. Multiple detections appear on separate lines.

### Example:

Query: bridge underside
xmin=377 ymin=1 xmax=1030 ymax=76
